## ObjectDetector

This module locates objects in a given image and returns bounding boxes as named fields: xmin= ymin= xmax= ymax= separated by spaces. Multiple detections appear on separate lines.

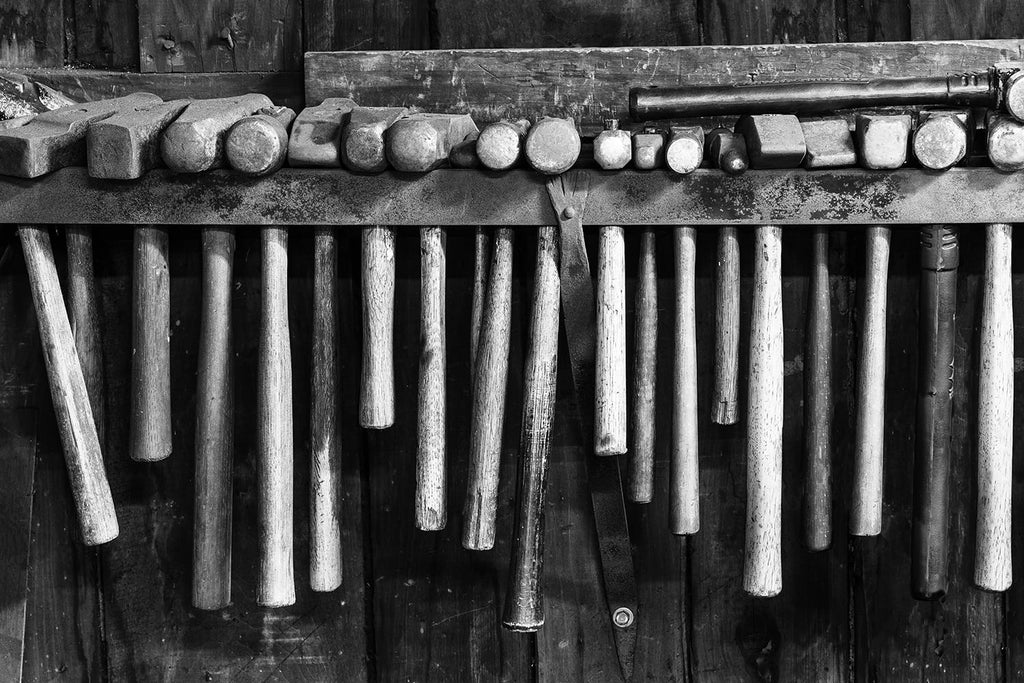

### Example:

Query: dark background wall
xmin=1 ymin=0 xmax=1023 ymax=681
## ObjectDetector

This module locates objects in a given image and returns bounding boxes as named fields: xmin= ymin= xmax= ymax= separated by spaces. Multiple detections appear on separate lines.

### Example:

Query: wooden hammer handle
xmin=672 ymin=226 xmax=699 ymax=534
xmin=976 ymin=223 xmax=1013 ymax=591
xmin=851 ymin=226 xmax=890 ymax=536
xmin=912 ymin=224 xmax=958 ymax=600
xmin=416 ymin=227 xmax=447 ymax=531
xmin=20 ymin=225 xmax=118 ymax=545
xmin=463 ymin=227 xmax=514 ymax=550
xmin=803 ymin=227 xmax=832 ymax=551
xmin=193 ymin=227 xmax=235 ymax=609
xmin=360 ymin=226 xmax=395 ymax=429
xmin=628 ymin=227 xmax=657 ymax=503
xmin=713 ymin=226 xmax=740 ymax=425
xmin=744 ymin=225 xmax=784 ymax=597
xmin=257 ymin=226 xmax=295 ymax=607
xmin=595 ymin=225 xmax=627 ymax=456
xmin=470 ymin=227 xmax=490 ymax=381
xmin=130 ymin=226 xmax=172 ymax=462
xmin=65 ymin=226 xmax=106 ymax=447
xmin=311 ymin=226 xmax=342 ymax=592
xmin=503 ymin=225 xmax=560 ymax=632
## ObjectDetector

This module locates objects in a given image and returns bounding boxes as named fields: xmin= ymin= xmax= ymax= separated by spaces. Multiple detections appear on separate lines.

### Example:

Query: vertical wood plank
xmin=699 ymin=0 xmax=839 ymax=44
xmin=72 ymin=0 xmax=140 ymax=68
xmin=909 ymin=0 xmax=1024 ymax=41
xmin=0 ymin=0 xmax=65 ymax=66
xmin=843 ymin=0 xmax=911 ymax=42
xmin=302 ymin=0 xmax=430 ymax=51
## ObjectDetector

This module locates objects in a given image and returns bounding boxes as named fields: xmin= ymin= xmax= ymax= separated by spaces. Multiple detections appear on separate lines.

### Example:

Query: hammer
xmin=595 ymin=225 xmax=626 ymax=456
xmin=629 ymin=226 xmax=657 ymax=503
xmin=417 ymin=226 xmax=447 ymax=531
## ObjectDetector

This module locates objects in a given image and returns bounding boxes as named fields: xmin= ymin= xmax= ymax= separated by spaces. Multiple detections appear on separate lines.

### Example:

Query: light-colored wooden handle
xmin=360 ymin=226 xmax=395 ymax=429
xmin=463 ymin=227 xmax=514 ymax=550
xmin=20 ymin=225 xmax=117 ymax=546
xmin=311 ymin=226 xmax=342 ymax=592
xmin=851 ymin=226 xmax=890 ymax=536
xmin=130 ymin=226 xmax=171 ymax=462
xmin=976 ymin=223 xmax=1013 ymax=591
xmin=193 ymin=226 xmax=235 ymax=609
xmin=744 ymin=224 xmax=783 ymax=597
xmin=257 ymin=227 xmax=295 ymax=608
xmin=417 ymin=227 xmax=447 ymax=531
xmin=595 ymin=225 xmax=626 ymax=456
xmin=629 ymin=227 xmax=657 ymax=503
xmin=713 ymin=226 xmax=740 ymax=425
xmin=470 ymin=227 xmax=490 ymax=382
xmin=672 ymin=226 xmax=699 ymax=534
xmin=804 ymin=227 xmax=832 ymax=552
xmin=65 ymin=226 xmax=106 ymax=447
xmin=503 ymin=225 xmax=560 ymax=632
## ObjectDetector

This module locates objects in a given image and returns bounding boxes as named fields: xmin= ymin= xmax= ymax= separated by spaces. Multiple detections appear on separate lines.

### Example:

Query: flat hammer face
xmin=286 ymin=97 xmax=357 ymax=168
xmin=988 ymin=113 xmax=1024 ymax=172
xmin=161 ymin=94 xmax=274 ymax=173
xmin=226 ymin=106 xmax=297 ymax=176
xmin=856 ymin=114 xmax=912 ymax=170
xmin=385 ymin=113 xmax=478 ymax=172
xmin=342 ymin=107 xmax=409 ymax=173
xmin=665 ymin=125 xmax=705 ymax=174
xmin=912 ymin=111 xmax=968 ymax=171
xmin=800 ymin=118 xmax=856 ymax=169
xmin=477 ymin=120 xmax=530 ymax=171
xmin=88 ymin=99 xmax=191 ymax=180
xmin=735 ymin=114 xmax=806 ymax=169
xmin=525 ymin=117 xmax=581 ymax=174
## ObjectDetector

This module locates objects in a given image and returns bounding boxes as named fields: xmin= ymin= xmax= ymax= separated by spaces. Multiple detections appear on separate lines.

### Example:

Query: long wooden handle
xmin=595 ymin=225 xmax=626 ymax=456
xmin=311 ymin=226 xmax=342 ymax=592
xmin=257 ymin=226 xmax=295 ymax=607
xmin=470 ymin=227 xmax=490 ymax=381
xmin=193 ymin=226 xmax=235 ymax=609
xmin=417 ymin=226 xmax=447 ymax=531
xmin=803 ymin=227 xmax=832 ymax=551
xmin=130 ymin=226 xmax=171 ymax=462
xmin=628 ymin=227 xmax=657 ymax=503
xmin=851 ymin=226 xmax=890 ymax=536
xmin=20 ymin=225 xmax=117 ymax=546
xmin=672 ymin=226 xmax=699 ymax=534
xmin=360 ymin=226 xmax=395 ymax=429
xmin=713 ymin=226 xmax=740 ymax=425
xmin=744 ymin=225 xmax=783 ymax=597
xmin=976 ymin=223 xmax=1013 ymax=591
xmin=503 ymin=225 xmax=560 ymax=632
xmin=65 ymin=226 xmax=106 ymax=447
xmin=912 ymin=224 xmax=958 ymax=600
xmin=463 ymin=227 xmax=514 ymax=550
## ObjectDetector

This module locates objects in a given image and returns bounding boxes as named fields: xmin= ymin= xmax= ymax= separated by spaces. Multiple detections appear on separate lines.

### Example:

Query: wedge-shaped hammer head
xmin=161 ymin=94 xmax=274 ymax=173
xmin=286 ymin=97 xmax=357 ymax=168
xmin=800 ymin=117 xmax=856 ymax=169
xmin=341 ymin=106 xmax=409 ymax=173
xmin=88 ymin=99 xmax=191 ymax=180
xmin=735 ymin=114 xmax=805 ymax=169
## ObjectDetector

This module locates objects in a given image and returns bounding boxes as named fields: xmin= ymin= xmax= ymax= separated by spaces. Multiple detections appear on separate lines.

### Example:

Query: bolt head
xmin=612 ymin=607 xmax=634 ymax=628
xmin=562 ymin=206 xmax=577 ymax=220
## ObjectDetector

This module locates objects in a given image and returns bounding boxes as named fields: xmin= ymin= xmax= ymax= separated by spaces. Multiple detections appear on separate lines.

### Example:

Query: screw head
xmin=612 ymin=606 xmax=634 ymax=628
xmin=562 ymin=206 xmax=577 ymax=220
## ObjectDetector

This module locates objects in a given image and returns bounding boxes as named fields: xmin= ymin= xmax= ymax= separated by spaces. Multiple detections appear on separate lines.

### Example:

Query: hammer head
xmin=665 ymin=125 xmax=704 ymax=174
xmin=593 ymin=120 xmax=632 ymax=170
xmin=225 ymin=107 xmax=296 ymax=177
xmin=477 ymin=119 xmax=529 ymax=171
xmin=286 ymin=97 xmax=357 ymax=168
xmin=706 ymin=127 xmax=748 ymax=175
xmin=735 ymin=114 xmax=805 ymax=169
xmin=525 ymin=117 xmax=580 ymax=175
xmin=87 ymin=99 xmax=191 ymax=180
xmin=342 ymin=106 xmax=409 ymax=173
xmin=386 ymin=113 xmax=478 ymax=173
xmin=799 ymin=117 xmax=856 ymax=169
xmin=855 ymin=113 xmax=912 ymax=170
xmin=912 ymin=110 xmax=968 ymax=171
xmin=1004 ymin=70 xmax=1024 ymax=122
xmin=632 ymin=128 xmax=665 ymax=170
xmin=987 ymin=112 xmax=1024 ymax=172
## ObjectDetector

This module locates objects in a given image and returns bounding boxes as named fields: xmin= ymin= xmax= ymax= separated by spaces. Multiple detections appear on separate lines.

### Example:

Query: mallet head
xmin=735 ymin=114 xmax=805 ymax=168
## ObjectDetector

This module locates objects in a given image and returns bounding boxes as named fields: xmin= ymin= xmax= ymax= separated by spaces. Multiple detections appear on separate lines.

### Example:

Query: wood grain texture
xmin=843 ymin=0 xmax=911 ymax=41
xmin=595 ymin=225 xmax=626 ymax=456
xmin=193 ymin=226 xmax=235 ymax=610
xmin=311 ymin=226 xmax=342 ymax=591
xmin=130 ymin=226 xmax=172 ymax=462
xmin=910 ymin=0 xmax=1024 ymax=41
xmin=975 ymin=223 xmax=1012 ymax=591
xmin=804 ymin=226 xmax=833 ymax=551
xmin=138 ymin=0 xmax=302 ymax=73
xmin=701 ymin=0 xmax=839 ymax=44
xmin=672 ymin=226 xmax=699 ymax=534
xmin=360 ymin=226 xmax=395 ymax=428
xmin=463 ymin=226 xmax=514 ymax=550
xmin=65 ymin=226 xmax=106 ymax=447
xmin=71 ymin=0 xmax=139 ymax=68
xmin=416 ymin=226 xmax=447 ymax=531
xmin=0 ymin=0 xmax=64 ymax=66
xmin=470 ymin=226 xmax=489 ymax=381
xmin=744 ymin=225 xmax=784 ymax=597
xmin=713 ymin=226 xmax=741 ymax=425
xmin=851 ymin=226 xmax=890 ymax=536
xmin=629 ymin=227 xmax=656 ymax=503
xmin=20 ymin=225 xmax=117 ymax=545
xmin=257 ymin=226 xmax=294 ymax=607
xmin=504 ymin=224 xmax=559 ymax=632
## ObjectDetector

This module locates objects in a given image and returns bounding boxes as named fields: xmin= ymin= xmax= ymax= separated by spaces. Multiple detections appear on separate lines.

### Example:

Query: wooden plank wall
xmin=3 ymin=1 xmax=1024 ymax=681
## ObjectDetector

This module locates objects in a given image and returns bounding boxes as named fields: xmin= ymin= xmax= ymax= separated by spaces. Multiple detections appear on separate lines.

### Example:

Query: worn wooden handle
xmin=360 ymin=226 xmax=395 ymax=429
xmin=912 ymin=224 xmax=958 ymax=600
xmin=851 ymin=226 xmax=890 ymax=536
xmin=744 ymin=225 xmax=784 ymax=597
xmin=463 ymin=227 xmax=514 ymax=550
xmin=65 ymin=226 xmax=106 ymax=447
xmin=193 ymin=226 xmax=235 ymax=610
xmin=595 ymin=225 xmax=627 ymax=456
xmin=417 ymin=227 xmax=447 ymax=531
xmin=503 ymin=225 xmax=560 ymax=631
xmin=311 ymin=226 xmax=342 ymax=592
xmin=470 ymin=227 xmax=490 ymax=381
xmin=804 ymin=227 xmax=833 ymax=552
xmin=257 ymin=226 xmax=295 ymax=607
xmin=713 ymin=226 xmax=740 ymax=425
xmin=629 ymin=227 xmax=657 ymax=503
xmin=20 ymin=225 xmax=117 ymax=546
xmin=976 ymin=223 xmax=1013 ymax=592
xmin=130 ymin=226 xmax=172 ymax=462
xmin=672 ymin=226 xmax=699 ymax=534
